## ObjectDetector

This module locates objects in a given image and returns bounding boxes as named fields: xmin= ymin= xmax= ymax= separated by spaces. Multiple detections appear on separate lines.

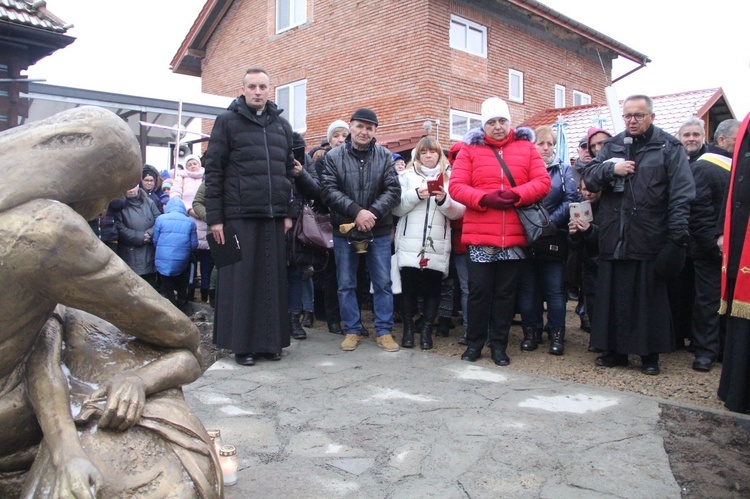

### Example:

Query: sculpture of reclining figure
xmin=0 ymin=106 xmax=219 ymax=498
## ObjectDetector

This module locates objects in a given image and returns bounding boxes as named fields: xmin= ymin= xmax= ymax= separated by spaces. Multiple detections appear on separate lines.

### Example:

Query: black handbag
xmin=489 ymin=147 xmax=556 ymax=244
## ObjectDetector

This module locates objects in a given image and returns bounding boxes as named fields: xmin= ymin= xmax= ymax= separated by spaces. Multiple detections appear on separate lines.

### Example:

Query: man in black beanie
xmin=320 ymin=108 xmax=401 ymax=352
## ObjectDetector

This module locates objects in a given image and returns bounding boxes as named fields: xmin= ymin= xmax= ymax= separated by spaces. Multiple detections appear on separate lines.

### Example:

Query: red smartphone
xmin=426 ymin=172 xmax=444 ymax=195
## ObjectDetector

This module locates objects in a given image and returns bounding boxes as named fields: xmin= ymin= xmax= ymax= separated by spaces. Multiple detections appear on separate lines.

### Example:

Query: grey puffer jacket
xmin=320 ymin=137 xmax=401 ymax=237
xmin=204 ymin=96 xmax=295 ymax=225
xmin=115 ymin=189 xmax=161 ymax=275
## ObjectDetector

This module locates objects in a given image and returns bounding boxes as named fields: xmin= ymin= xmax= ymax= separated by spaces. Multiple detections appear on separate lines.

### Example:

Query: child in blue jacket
xmin=154 ymin=198 xmax=198 ymax=312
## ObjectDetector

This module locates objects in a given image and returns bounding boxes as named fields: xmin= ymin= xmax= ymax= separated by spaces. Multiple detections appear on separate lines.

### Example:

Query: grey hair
xmin=623 ymin=94 xmax=654 ymax=113
xmin=678 ymin=117 xmax=706 ymax=138
xmin=714 ymin=119 xmax=740 ymax=141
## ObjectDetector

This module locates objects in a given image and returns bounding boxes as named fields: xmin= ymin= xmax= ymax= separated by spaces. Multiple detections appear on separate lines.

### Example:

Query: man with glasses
xmin=583 ymin=94 xmax=695 ymax=376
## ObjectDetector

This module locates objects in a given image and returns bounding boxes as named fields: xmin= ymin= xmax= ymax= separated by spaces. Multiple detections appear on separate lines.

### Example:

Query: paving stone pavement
xmin=185 ymin=330 xmax=681 ymax=498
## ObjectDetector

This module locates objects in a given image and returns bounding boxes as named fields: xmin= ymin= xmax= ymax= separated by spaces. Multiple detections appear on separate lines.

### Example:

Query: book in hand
xmin=569 ymin=200 xmax=593 ymax=223
xmin=207 ymin=226 xmax=242 ymax=268
xmin=426 ymin=172 xmax=444 ymax=195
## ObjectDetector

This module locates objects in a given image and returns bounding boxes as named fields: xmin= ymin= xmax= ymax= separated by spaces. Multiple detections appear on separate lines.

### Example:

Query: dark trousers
xmin=160 ymin=266 xmax=190 ymax=310
xmin=691 ymin=257 xmax=723 ymax=360
xmin=466 ymin=259 xmax=523 ymax=351
xmin=322 ymin=250 xmax=340 ymax=324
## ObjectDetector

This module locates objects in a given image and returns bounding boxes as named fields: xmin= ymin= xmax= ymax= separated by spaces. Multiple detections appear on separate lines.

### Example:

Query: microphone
xmin=613 ymin=136 xmax=633 ymax=193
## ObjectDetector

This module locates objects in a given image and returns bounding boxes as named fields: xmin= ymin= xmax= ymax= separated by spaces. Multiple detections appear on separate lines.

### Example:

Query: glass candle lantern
xmin=218 ymin=444 xmax=238 ymax=486
xmin=207 ymin=429 xmax=223 ymax=457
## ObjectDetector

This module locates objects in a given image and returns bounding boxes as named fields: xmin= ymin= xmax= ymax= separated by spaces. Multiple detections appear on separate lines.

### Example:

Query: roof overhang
xmin=22 ymin=82 xmax=228 ymax=149
xmin=504 ymin=0 xmax=650 ymax=68
xmin=170 ymin=0 xmax=235 ymax=77
xmin=0 ymin=21 xmax=74 ymax=66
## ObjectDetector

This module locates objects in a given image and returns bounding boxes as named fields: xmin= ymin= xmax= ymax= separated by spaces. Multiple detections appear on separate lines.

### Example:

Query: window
xmin=276 ymin=80 xmax=307 ymax=132
xmin=449 ymin=15 xmax=487 ymax=57
xmin=450 ymin=110 xmax=482 ymax=141
xmin=509 ymin=69 xmax=524 ymax=103
xmin=555 ymin=85 xmax=566 ymax=108
xmin=574 ymin=91 xmax=591 ymax=106
xmin=276 ymin=0 xmax=306 ymax=33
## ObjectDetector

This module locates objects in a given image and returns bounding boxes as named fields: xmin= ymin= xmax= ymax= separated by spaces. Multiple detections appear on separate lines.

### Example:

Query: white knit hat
xmin=480 ymin=97 xmax=511 ymax=127
xmin=327 ymin=119 xmax=349 ymax=143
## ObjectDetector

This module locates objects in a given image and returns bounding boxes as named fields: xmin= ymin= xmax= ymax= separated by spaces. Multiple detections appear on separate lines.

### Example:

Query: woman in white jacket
xmin=393 ymin=137 xmax=465 ymax=349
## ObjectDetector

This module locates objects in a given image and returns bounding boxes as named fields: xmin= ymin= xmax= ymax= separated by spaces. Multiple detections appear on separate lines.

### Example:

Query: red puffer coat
xmin=449 ymin=127 xmax=550 ymax=249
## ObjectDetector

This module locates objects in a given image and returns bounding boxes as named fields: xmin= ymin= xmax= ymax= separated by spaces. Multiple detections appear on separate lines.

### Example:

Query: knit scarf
xmin=719 ymin=114 xmax=750 ymax=320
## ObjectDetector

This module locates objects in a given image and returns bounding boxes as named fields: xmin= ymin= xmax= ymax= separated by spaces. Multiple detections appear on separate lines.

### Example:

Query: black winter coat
xmin=689 ymin=144 xmax=731 ymax=261
xmin=583 ymin=125 xmax=695 ymax=260
xmin=204 ymin=97 xmax=295 ymax=226
xmin=320 ymin=138 xmax=401 ymax=237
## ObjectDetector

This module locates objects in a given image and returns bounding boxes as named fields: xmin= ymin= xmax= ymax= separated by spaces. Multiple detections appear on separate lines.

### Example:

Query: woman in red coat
xmin=449 ymin=97 xmax=550 ymax=366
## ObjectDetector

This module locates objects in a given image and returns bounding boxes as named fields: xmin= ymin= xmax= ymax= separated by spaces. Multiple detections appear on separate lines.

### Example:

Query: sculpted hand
xmin=92 ymin=373 xmax=146 ymax=432
xmin=479 ymin=189 xmax=520 ymax=210
xmin=284 ymin=217 xmax=293 ymax=233
xmin=53 ymin=456 xmax=103 ymax=499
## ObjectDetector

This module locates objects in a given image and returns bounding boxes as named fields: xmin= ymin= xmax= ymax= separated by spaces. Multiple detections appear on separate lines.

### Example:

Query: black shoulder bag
xmin=489 ymin=146 xmax=556 ymax=245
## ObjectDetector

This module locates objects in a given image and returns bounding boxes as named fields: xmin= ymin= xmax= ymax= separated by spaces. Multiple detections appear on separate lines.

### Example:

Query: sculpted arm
xmin=9 ymin=200 xmax=201 ymax=363
xmin=26 ymin=312 xmax=103 ymax=498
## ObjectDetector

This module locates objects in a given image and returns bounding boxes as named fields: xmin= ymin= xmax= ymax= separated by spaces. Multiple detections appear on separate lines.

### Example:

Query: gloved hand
xmin=479 ymin=189 xmax=520 ymax=210
xmin=655 ymin=240 xmax=686 ymax=279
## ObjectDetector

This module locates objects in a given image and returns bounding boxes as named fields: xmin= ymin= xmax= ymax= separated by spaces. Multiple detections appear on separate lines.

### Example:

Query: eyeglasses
xmin=142 ymin=178 xmax=155 ymax=183
xmin=622 ymin=113 xmax=649 ymax=122
xmin=578 ymin=143 xmax=588 ymax=150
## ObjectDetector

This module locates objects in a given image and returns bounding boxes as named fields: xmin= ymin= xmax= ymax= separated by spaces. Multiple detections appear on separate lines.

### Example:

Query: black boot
xmin=201 ymin=289 xmax=209 ymax=302
xmin=436 ymin=317 xmax=453 ymax=337
xmin=458 ymin=331 xmax=468 ymax=345
xmin=401 ymin=293 xmax=417 ymax=348
xmin=301 ymin=310 xmax=315 ymax=328
xmin=520 ymin=326 xmax=539 ymax=351
xmin=549 ymin=327 xmax=565 ymax=355
xmin=420 ymin=296 xmax=439 ymax=350
xmin=208 ymin=289 xmax=216 ymax=308
xmin=290 ymin=312 xmax=307 ymax=339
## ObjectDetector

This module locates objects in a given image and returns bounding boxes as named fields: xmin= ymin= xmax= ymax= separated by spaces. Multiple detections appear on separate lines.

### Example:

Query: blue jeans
xmin=454 ymin=253 xmax=469 ymax=327
xmin=287 ymin=265 xmax=304 ymax=314
xmin=518 ymin=259 xmax=566 ymax=329
xmin=333 ymin=234 xmax=393 ymax=336
xmin=302 ymin=275 xmax=314 ymax=311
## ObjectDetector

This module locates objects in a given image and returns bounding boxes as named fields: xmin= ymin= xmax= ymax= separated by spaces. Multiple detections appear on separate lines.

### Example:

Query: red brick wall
xmin=199 ymin=0 xmax=612 ymax=145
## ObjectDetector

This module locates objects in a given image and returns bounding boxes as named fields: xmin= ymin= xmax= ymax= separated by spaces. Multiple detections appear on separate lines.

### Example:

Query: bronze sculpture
xmin=0 ymin=106 xmax=221 ymax=497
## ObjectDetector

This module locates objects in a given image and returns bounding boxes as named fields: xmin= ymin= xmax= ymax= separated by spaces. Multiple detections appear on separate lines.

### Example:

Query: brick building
xmin=171 ymin=0 xmax=649 ymax=153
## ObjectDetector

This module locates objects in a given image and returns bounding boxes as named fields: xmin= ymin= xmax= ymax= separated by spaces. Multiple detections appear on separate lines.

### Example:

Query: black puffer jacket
xmin=583 ymin=125 xmax=695 ymax=260
xmin=204 ymin=96 xmax=294 ymax=225
xmin=320 ymin=138 xmax=401 ymax=237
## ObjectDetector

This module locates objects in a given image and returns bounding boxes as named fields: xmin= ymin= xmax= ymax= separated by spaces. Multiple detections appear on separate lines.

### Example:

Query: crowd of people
xmin=88 ymin=67 xmax=750 ymax=415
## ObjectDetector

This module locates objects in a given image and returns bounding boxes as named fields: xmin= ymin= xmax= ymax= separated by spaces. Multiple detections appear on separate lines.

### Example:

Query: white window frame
xmin=449 ymin=110 xmax=482 ymax=141
xmin=573 ymin=90 xmax=591 ymax=106
xmin=449 ymin=15 xmax=487 ymax=57
xmin=509 ymin=69 xmax=524 ymax=103
xmin=555 ymin=85 xmax=566 ymax=108
xmin=276 ymin=0 xmax=306 ymax=33
xmin=276 ymin=79 xmax=307 ymax=132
